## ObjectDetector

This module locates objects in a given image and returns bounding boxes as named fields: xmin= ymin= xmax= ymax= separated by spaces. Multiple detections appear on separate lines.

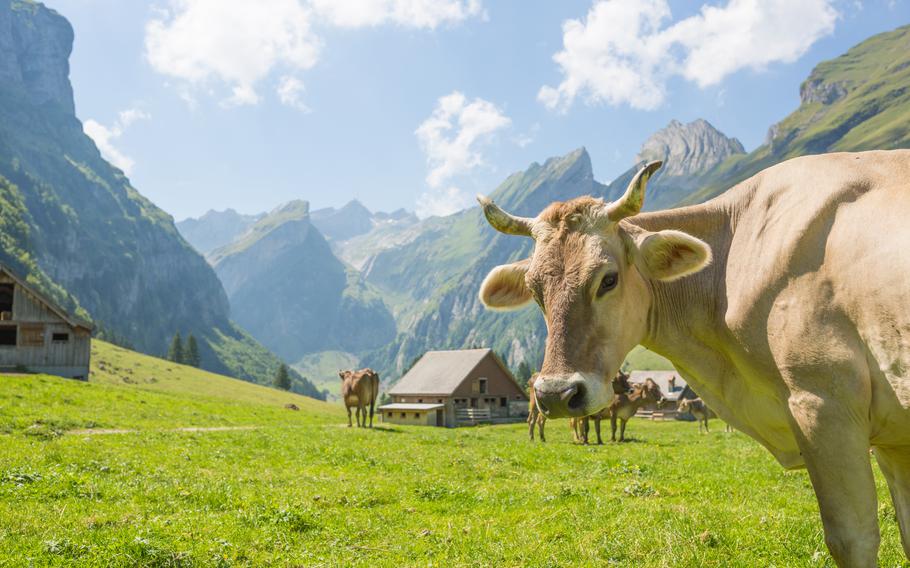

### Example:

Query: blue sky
xmin=44 ymin=0 xmax=908 ymax=220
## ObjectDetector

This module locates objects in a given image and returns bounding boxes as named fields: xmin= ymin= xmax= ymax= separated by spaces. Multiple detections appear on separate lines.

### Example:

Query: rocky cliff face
xmin=177 ymin=209 xmax=263 ymax=256
xmin=0 ymin=0 xmax=323 ymax=398
xmin=0 ymin=0 xmax=74 ymax=113
xmin=636 ymin=119 xmax=744 ymax=178
xmin=211 ymin=200 xmax=396 ymax=362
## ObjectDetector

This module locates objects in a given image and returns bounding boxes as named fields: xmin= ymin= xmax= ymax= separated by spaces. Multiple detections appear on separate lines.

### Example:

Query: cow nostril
xmin=558 ymin=385 xmax=577 ymax=401
xmin=567 ymin=383 xmax=586 ymax=410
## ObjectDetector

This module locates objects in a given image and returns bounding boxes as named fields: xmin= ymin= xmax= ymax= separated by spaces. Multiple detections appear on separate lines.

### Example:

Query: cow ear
xmin=479 ymin=259 xmax=532 ymax=310
xmin=633 ymin=230 xmax=712 ymax=282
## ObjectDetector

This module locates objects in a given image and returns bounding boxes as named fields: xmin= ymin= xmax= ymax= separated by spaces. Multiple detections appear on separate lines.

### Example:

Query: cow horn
xmin=605 ymin=160 xmax=662 ymax=222
xmin=476 ymin=195 xmax=535 ymax=237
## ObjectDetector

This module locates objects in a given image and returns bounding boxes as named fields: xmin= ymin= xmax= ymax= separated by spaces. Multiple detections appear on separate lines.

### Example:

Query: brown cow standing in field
xmin=527 ymin=374 xmax=546 ymax=442
xmin=477 ymin=151 xmax=910 ymax=566
xmin=678 ymin=397 xmax=734 ymax=433
xmin=607 ymin=378 xmax=665 ymax=443
xmin=677 ymin=397 xmax=714 ymax=433
xmin=339 ymin=368 xmax=379 ymax=428
xmin=570 ymin=372 xmax=633 ymax=444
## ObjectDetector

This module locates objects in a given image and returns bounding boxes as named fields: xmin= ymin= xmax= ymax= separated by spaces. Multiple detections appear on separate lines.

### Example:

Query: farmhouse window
xmin=52 ymin=332 xmax=69 ymax=343
xmin=400 ymin=413 xmax=406 ymax=418
xmin=500 ymin=397 xmax=507 ymax=407
xmin=478 ymin=378 xmax=487 ymax=394
xmin=0 ymin=326 xmax=16 ymax=346
xmin=0 ymin=284 xmax=12 ymax=315
xmin=20 ymin=324 xmax=44 ymax=347
xmin=414 ymin=413 xmax=419 ymax=418
xmin=418 ymin=399 xmax=423 ymax=403
xmin=437 ymin=399 xmax=443 ymax=403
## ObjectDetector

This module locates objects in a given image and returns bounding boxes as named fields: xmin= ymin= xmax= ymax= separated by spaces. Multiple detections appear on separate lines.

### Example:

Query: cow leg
xmin=346 ymin=406 xmax=352 ymax=427
xmin=539 ymin=418 xmax=546 ymax=443
xmin=369 ymin=399 xmax=375 ymax=428
xmin=528 ymin=412 xmax=535 ymax=441
xmin=789 ymin=394 xmax=879 ymax=567
xmin=595 ymin=417 xmax=603 ymax=445
xmin=582 ymin=417 xmax=589 ymax=445
xmin=874 ymin=446 xmax=910 ymax=559
xmin=619 ymin=419 xmax=627 ymax=442
xmin=610 ymin=414 xmax=618 ymax=442
xmin=357 ymin=405 xmax=364 ymax=428
xmin=704 ymin=417 xmax=710 ymax=433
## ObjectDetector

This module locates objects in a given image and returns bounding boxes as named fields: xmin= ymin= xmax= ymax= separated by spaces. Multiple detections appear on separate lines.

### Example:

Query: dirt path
xmin=68 ymin=426 xmax=259 ymax=436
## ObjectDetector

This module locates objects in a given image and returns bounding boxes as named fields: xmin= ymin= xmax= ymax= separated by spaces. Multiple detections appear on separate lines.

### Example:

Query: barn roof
xmin=0 ymin=265 xmax=93 ymax=331
xmin=389 ymin=348 xmax=520 ymax=396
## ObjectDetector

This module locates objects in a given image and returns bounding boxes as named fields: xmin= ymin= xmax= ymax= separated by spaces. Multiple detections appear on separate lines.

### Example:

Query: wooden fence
xmin=456 ymin=408 xmax=491 ymax=425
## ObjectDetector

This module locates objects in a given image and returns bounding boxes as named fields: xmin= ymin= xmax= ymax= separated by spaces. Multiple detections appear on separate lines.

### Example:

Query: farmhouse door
xmin=435 ymin=409 xmax=443 ymax=426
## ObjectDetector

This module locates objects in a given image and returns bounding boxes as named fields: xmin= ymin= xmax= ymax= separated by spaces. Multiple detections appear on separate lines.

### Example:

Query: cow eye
xmin=597 ymin=273 xmax=618 ymax=297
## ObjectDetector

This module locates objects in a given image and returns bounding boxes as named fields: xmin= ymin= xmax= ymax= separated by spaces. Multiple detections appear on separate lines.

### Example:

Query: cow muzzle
xmin=534 ymin=372 xmax=612 ymax=418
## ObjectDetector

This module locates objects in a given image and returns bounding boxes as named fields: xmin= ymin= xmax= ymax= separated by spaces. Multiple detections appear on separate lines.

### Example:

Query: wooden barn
xmin=0 ymin=265 xmax=92 ymax=379
xmin=380 ymin=349 xmax=529 ymax=428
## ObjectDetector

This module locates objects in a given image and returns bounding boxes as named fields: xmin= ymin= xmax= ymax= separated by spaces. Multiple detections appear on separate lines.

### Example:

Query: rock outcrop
xmin=636 ymin=119 xmax=744 ymax=178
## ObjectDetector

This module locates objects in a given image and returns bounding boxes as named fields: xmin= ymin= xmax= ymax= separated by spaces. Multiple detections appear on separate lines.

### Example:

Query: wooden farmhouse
xmin=381 ymin=349 xmax=529 ymax=428
xmin=0 ymin=265 xmax=92 ymax=379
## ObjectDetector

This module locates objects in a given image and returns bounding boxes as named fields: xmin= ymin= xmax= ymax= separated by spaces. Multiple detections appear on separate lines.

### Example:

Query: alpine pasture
xmin=0 ymin=342 xmax=905 ymax=566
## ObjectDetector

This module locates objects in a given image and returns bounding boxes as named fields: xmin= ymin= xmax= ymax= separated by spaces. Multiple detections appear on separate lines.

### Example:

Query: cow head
xmin=477 ymin=161 xmax=711 ymax=418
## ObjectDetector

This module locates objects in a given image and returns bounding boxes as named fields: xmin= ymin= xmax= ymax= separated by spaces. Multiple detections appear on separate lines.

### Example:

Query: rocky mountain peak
xmin=636 ymin=119 xmax=744 ymax=178
xmin=0 ymin=0 xmax=75 ymax=113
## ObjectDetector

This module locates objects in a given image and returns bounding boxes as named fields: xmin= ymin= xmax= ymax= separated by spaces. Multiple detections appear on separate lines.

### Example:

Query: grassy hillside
xmin=0 ymin=348 xmax=905 ymax=565
xmin=686 ymin=24 xmax=910 ymax=204
xmin=293 ymin=349 xmax=359 ymax=400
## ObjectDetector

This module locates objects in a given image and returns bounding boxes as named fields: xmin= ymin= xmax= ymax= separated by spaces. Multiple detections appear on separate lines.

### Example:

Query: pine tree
xmin=167 ymin=332 xmax=184 ymax=363
xmin=274 ymin=364 xmax=291 ymax=391
xmin=516 ymin=360 xmax=532 ymax=390
xmin=185 ymin=334 xmax=201 ymax=367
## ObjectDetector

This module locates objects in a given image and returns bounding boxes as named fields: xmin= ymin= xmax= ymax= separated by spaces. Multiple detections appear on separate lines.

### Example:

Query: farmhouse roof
xmin=0 ymin=264 xmax=93 ymax=331
xmin=378 ymin=403 xmax=445 ymax=411
xmin=389 ymin=348 xmax=518 ymax=396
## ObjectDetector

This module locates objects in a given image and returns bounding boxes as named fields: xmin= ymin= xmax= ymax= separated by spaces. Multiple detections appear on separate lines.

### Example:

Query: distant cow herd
xmin=530 ymin=370 xmax=723 ymax=444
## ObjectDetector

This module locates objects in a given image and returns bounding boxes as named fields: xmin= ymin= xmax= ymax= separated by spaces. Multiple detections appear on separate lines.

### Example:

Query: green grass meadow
xmin=0 ymin=342 xmax=906 ymax=567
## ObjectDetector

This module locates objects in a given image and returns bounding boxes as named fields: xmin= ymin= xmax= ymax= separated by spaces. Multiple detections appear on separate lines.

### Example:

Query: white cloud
xmin=276 ymin=75 xmax=310 ymax=112
xmin=539 ymin=0 xmax=838 ymax=112
xmin=513 ymin=122 xmax=540 ymax=148
xmin=145 ymin=0 xmax=484 ymax=108
xmin=416 ymin=91 xmax=510 ymax=188
xmin=83 ymin=109 xmax=151 ymax=175
xmin=311 ymin=0 xmax=483 ymax=29
xmin=145 ymin=0 xmax=321 ymax=107
xmin=414 ymin=91 xmax=509 ymax=218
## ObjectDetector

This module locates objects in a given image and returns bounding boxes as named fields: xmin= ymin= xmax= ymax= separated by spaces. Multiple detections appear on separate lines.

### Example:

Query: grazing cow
xmin=339 ymin=368 xmax=379 ymax=428
xmin=677 ymin=397 xmax=714 ymax=433
xmin=570 ymin=372 xmax=633 ymax=444
xmin=607 ymin=379 xmax=666 ymax=443
xmin=527 ymin=374 xmax=546 ymax=442
xmin=477 ymin=151 xmax=910 ymax=566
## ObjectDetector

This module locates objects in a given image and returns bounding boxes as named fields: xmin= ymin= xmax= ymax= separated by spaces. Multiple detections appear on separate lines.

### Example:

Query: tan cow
xmin=527 ymin=374 xmax=546 ymax=442
xmin=339 ymin=368 xmax=379 ymax=428
xmin=570 ymin=372 xmax=634 ymax=444
xmin=477 ymin=151 xmax=910 ymax=566
xmin=677 ymin=397 xmax=715 ymax=433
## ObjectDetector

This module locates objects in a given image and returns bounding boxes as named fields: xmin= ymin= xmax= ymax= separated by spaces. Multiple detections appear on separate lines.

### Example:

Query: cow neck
xmin=625 ymin=200 xmax=734 ymax=366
